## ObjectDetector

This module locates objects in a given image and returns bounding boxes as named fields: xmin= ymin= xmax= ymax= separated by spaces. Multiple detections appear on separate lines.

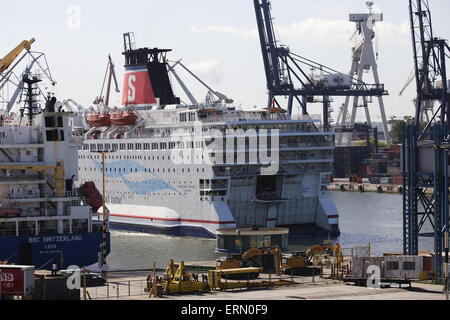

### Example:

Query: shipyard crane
xmin=338 ymin=2 xmax=391 ymax=145
xmin=0 ymin=39 xmax=56 ymax=114
xmin=408 ymin=0 xmax=450 ymax=128
xmin=63 ymin=99 xmax=85 ymax=112
xmin=399 ymin=70 xmax=416 ymax=97
xmin=399 ymin=70 xmax=436 ymax=123
xmin=253 ymin=0 xmax=388 ymax=131
xmin=0 ymin=39 xmax=35 ymax=74
xmin=94 ymin=55 xmax=120 ymax=108
xmin=168 ymin=60 xmax=233 ymax=105
xmin=403 ymin=0 xmax=450 ymax=281
xmin=167 ymin=61 xmax=198 ymax=105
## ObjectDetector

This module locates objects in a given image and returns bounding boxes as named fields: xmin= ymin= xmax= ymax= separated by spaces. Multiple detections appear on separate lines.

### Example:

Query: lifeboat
xmin=86 ymin=112 xmax=111 ymax=127
xmin=263 ymin=107 xmax=287 ymax=114
xmin=110 ymin=110 xmax=138 ymax=126
xmin=0 ymin=208 xmax=22 ymax=216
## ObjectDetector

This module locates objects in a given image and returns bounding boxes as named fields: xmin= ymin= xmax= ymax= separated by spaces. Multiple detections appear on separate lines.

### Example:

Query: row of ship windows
xmin=80 ymin=167 xmax=206 ymax=174
xmin=107 ymin=192 xmax=188 ymax=199
xmin=81 ymin=141 xmax=204 ymax=152
xmin=79 ymin=154 xmax=206 ymax=162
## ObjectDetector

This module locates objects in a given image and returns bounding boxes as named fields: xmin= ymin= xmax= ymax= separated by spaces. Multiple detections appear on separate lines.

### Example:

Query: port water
xmin=106 ymin=192 xmax=434 ymax=270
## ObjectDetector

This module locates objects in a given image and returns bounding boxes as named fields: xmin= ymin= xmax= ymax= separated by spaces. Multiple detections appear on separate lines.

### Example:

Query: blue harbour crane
xmin=253 ymin=0 xmax=388 ymax=131
xmin=403 ymin=0 xmax=450 ymax=283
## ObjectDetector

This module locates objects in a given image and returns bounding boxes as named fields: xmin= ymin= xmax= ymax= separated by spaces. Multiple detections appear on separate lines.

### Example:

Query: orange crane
xmin=0 ymin=38 xmax=36 ymax=74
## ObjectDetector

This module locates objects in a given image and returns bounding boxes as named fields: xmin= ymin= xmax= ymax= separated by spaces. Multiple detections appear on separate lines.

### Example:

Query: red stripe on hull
xmin=106 ymin=212 xmax=235 ymax=225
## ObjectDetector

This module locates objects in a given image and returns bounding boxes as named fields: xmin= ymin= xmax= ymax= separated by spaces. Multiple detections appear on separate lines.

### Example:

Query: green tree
xmin=390 ymin=116 xmax=415 ymax=144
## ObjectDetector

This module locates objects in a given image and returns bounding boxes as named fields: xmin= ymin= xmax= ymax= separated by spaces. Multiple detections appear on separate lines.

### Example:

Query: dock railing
xmin=86 ymin=279 xmax=149 ymax=300
xmin=83 ymin=268 xmax=336 ymax=300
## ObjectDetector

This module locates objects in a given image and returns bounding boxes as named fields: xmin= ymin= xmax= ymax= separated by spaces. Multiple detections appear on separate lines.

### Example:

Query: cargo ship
xmin=0 ymin=45 xmax=110 ymax=269
xmin=77 ymin=33 xmax=340 ymax=239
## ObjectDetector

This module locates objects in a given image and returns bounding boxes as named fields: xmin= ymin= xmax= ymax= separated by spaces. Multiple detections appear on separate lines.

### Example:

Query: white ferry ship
xmin=77 ymin=34 xmax=340 ymax=239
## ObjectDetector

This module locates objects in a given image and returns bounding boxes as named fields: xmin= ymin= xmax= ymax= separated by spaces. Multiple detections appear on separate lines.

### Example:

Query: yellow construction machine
xmin=147 ymin=260 xmax=210 ymax=296
xmin=217 ymin=247 xmax=294 ymax=277
xmin=208 ymin=267 xmax=264 ymax=291
xmin=0 ymin=39 xmax=35 ymax=74
xmin=215 ymin=248 xmax=281 ymax=279
xmin=305 ymin=243 xmax=343 ymax=268
xmin=216 ymin=243 xmax=344 ymax=277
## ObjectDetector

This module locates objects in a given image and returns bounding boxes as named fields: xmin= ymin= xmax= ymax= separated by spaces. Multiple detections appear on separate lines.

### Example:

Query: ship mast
xmin=21 ymin=72 xmax=41 ymax=126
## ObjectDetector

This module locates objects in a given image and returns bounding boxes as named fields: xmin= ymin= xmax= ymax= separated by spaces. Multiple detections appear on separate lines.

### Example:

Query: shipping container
xmin=369 ymin=177 xmax=380 ymax=184
xmin=352 ymin=256 xmax=425 ymax=280
xmin=392 ymin=177 xmax=404 ymax=186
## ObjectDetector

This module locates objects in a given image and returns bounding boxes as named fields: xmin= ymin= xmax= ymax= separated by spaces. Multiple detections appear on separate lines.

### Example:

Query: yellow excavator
xmin=0 ymin=38 xmax=36 ymax=74
xmin=305 ymin=243 xmax=343 ymax=267
xmin=217 ymin=243 xmax=343 ymax=277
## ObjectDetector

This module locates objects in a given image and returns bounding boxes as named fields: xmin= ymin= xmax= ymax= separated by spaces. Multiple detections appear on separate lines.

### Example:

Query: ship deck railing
xmin=125 ymin=128 xmax=331 ymax=142
xmin=0 ymin=139 xmax=44 ymax=146
xmin=0 ymin=209 xmax=62 ymax=218
xmin=5 ymin=190 xmax=85 ymax=201
xmin=199 ymin=113 xmax=322 ymax=124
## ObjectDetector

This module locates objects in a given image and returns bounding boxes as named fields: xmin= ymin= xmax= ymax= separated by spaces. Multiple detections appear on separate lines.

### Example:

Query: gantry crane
xmin=338 ymin=2 xmax=391 ymax=145
xmin=403 ymin=0 xmax=450 ymax=281
xmin=253 ymin=0 xmax=388 ymax=131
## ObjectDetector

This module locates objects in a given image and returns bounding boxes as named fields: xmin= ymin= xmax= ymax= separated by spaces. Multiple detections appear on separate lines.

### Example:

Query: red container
xmin=423 ymin=256 xmax=432 ymax=272
xmin=0 ymin=268 xmax=24 ymax=296
xmin=392 ymin=177 xmax=404 ymax=186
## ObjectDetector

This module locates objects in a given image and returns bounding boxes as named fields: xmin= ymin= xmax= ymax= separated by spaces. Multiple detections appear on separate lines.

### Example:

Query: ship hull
xmin=109 ymin=221 xmax=216 ymax=239
xmin=104 ymin=203 xmax=236 ymax=239
xmin=0 ymin=232 xmax=110 ymax=269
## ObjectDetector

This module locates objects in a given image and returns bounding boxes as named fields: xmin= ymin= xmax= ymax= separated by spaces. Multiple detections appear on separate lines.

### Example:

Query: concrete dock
xmin=82 ymin=272 xmax=445 ymax=301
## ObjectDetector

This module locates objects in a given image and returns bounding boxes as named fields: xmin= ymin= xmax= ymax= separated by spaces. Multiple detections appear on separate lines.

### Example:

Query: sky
xmin=1 ymin=0 xmax=449 ymax=123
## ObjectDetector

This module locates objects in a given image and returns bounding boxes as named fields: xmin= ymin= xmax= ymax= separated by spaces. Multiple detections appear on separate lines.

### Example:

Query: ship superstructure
xmin=0 ymin=42 xmax=109 ymax=269
xmin=77 ymin=34 xmax=340 ymax=239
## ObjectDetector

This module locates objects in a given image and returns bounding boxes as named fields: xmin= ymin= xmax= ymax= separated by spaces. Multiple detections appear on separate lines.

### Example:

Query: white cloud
xmin=376 ymin=20 xmax=410 ymax=39
xmin=189 ymin=19 xmax=410 ymax=43
xmin=189 ymin=25 xmax=258 ymax=37
xmin=187 ymin=59 xmax=225 ymax=84
xmin=276 ymin=19 xmax=354 ymax=39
